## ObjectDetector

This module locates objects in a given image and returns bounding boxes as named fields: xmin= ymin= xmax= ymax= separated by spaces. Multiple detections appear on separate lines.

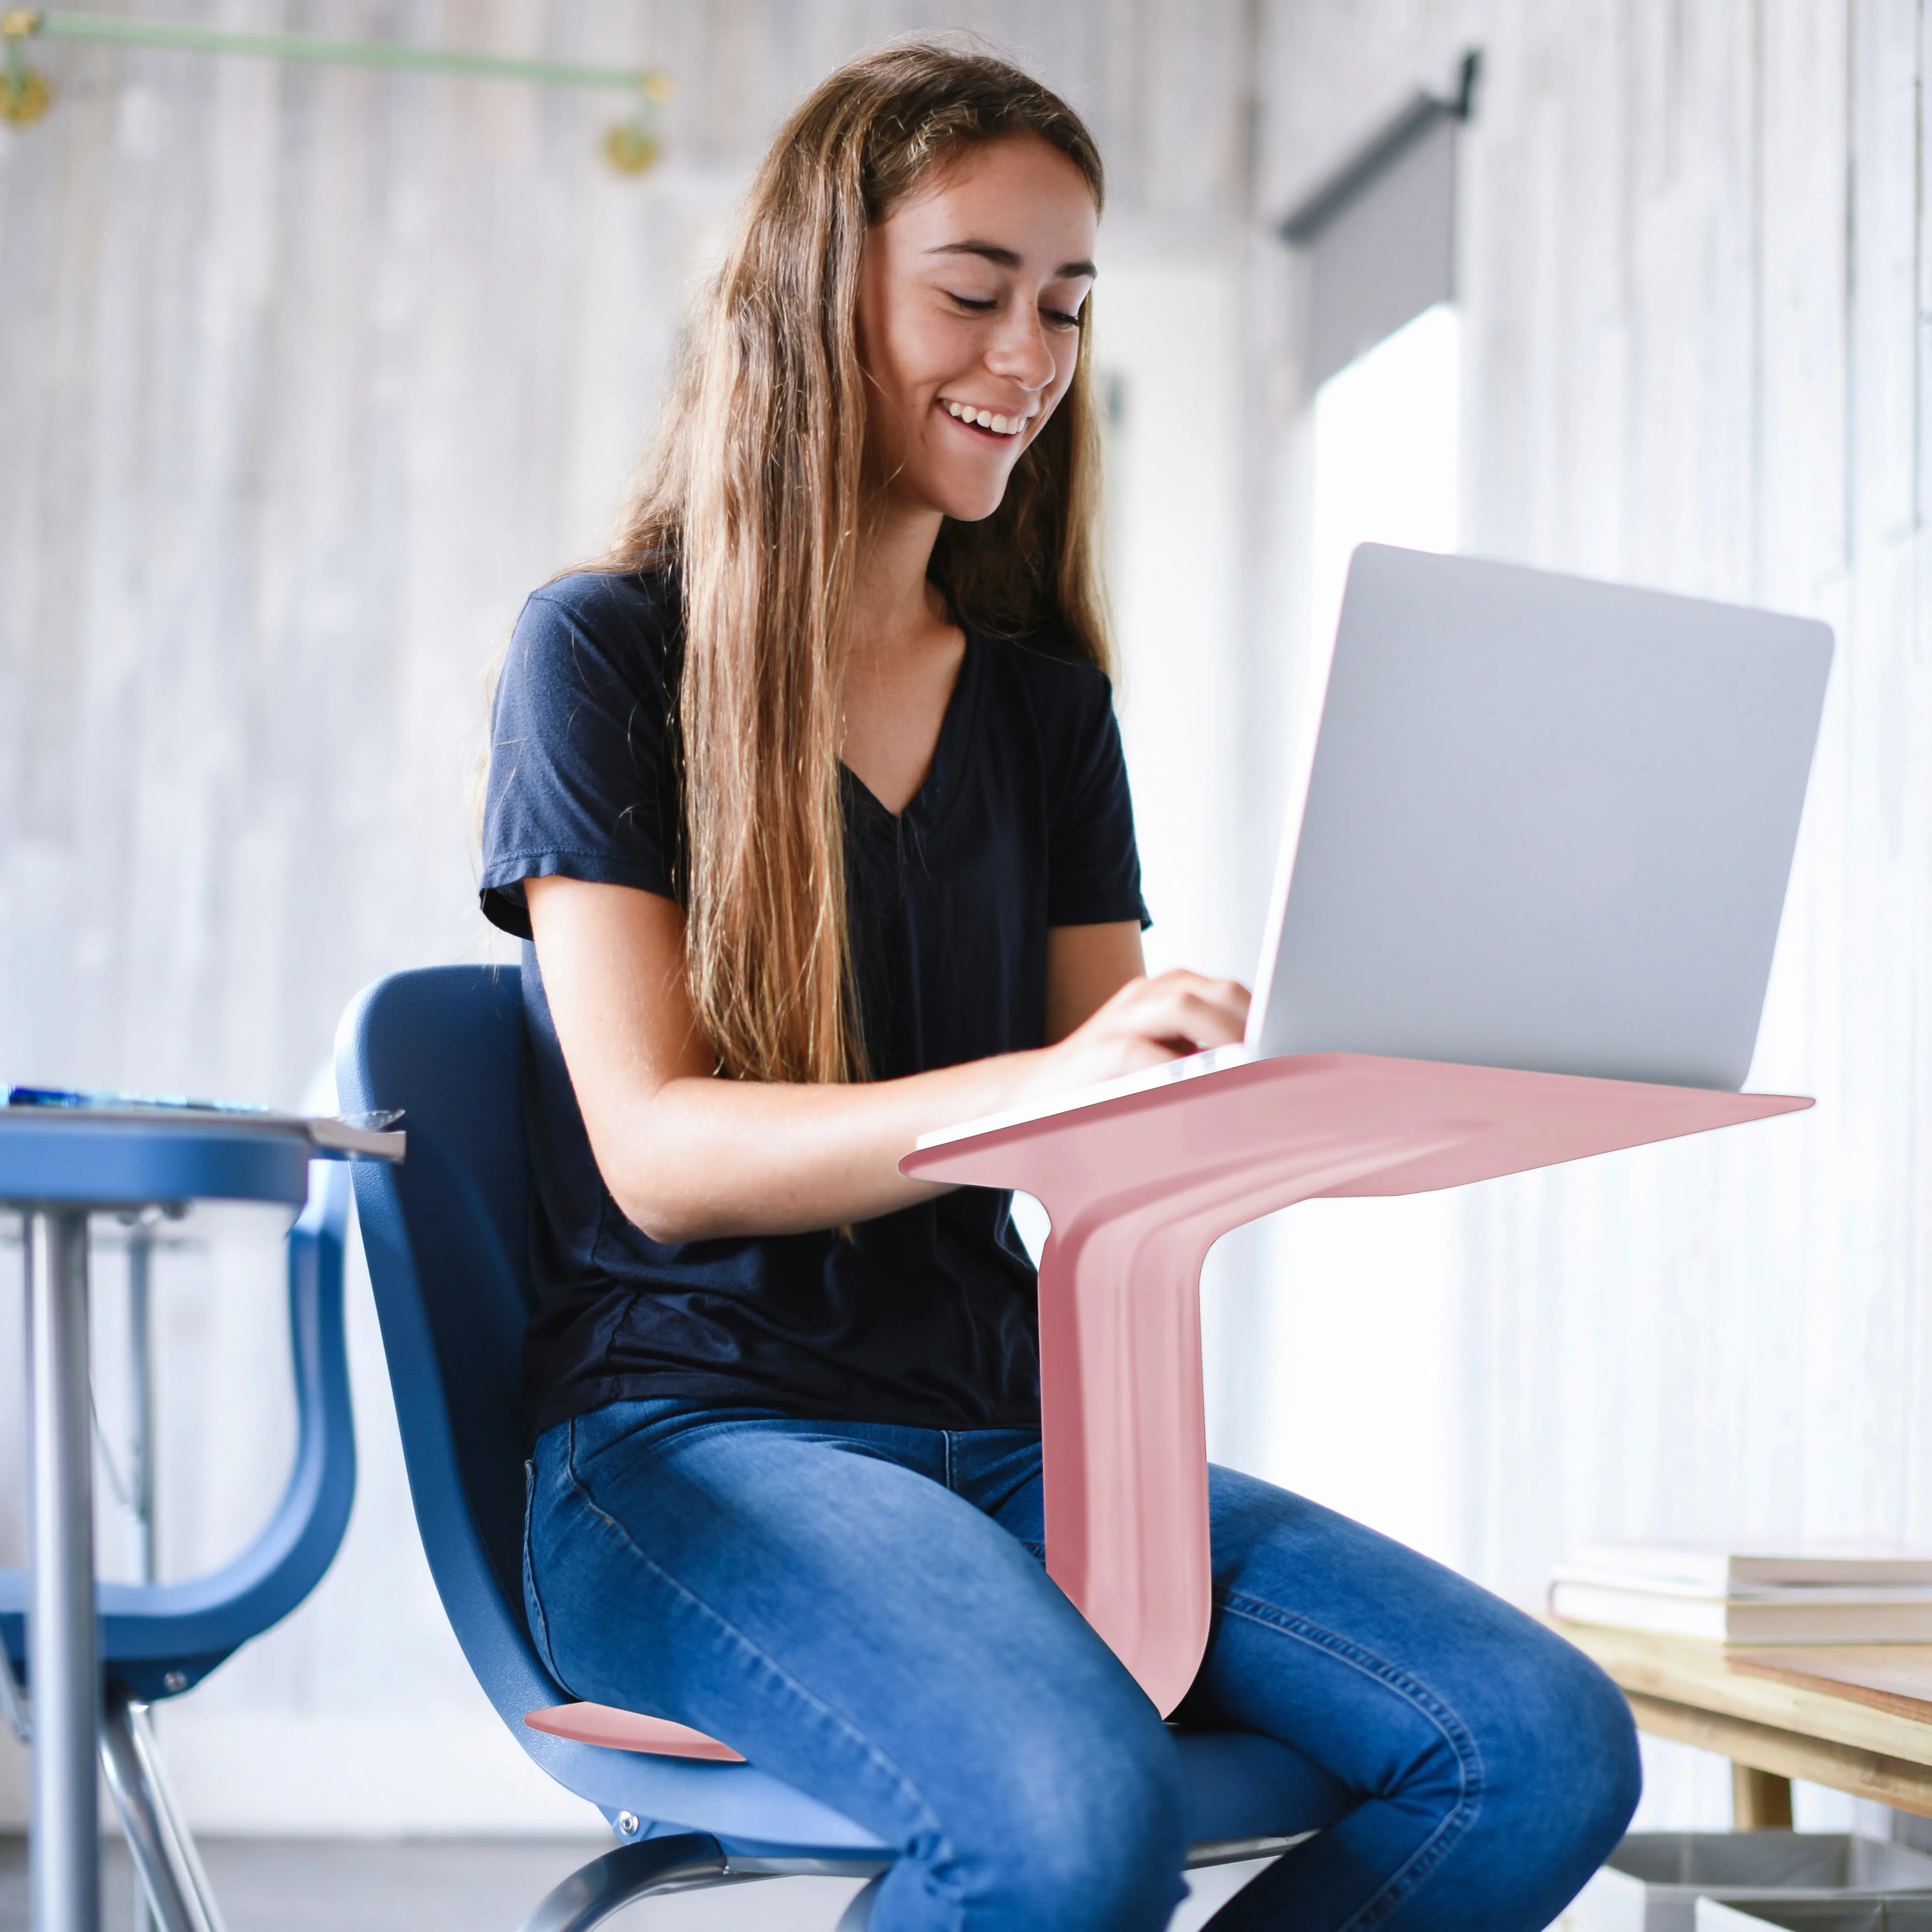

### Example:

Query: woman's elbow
xmin=587 ymin=1096 xmax=723 ymax=1244
xmin=608 ymin=1175 xmax=714 ymax=1246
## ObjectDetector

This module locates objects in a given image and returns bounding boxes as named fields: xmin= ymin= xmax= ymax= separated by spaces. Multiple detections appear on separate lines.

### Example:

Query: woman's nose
xmin=984 ymin=308 xmax=1057 ymax=393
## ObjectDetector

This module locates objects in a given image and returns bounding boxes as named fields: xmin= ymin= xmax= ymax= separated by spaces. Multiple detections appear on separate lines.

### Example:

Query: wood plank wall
xmin=4 ymin=0 xmax=1923 ymax=1841
xmin=0 ymin=0 xmax=1259 ymax=1831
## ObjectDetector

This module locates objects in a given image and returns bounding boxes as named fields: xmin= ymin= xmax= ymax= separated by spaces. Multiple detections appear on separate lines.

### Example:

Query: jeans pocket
xmin=523 ymin=1454 xmax=563 ymax=1689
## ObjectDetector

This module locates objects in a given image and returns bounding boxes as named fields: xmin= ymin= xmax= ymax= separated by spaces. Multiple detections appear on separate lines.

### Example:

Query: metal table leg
xmin=26 ymin=1209 xmax=101 ymax=1932
xmin=124 ymin=1221 xmax=157 ymax=1932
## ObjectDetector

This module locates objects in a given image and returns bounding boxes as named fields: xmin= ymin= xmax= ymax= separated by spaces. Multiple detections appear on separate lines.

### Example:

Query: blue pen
xmin=6 ymin=1085 xmax=276 ymax=1115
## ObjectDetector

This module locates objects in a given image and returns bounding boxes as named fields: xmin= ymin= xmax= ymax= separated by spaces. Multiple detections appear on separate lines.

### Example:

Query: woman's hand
xmin=1029 ymin=968 xmax=1251 ymax=1098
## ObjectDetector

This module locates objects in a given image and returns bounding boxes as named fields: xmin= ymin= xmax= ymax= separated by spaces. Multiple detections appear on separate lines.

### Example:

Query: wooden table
xmin=1554 ymin=1620 xmax=1932 ymax=1828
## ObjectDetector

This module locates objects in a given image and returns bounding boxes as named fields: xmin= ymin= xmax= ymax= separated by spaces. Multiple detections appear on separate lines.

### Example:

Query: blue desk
xmin=0 ymin=1114 xmax=313 ymax=1932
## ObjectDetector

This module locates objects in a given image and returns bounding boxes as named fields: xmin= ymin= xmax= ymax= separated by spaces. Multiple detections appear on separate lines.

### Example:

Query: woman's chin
xmin=929 ymin=477 xmax=1013 ymax=525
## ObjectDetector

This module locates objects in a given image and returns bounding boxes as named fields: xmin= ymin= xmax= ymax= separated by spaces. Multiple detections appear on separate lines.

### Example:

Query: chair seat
xmin=528 ymin=1696 xmax=1349 ymax=1853
xmin=526 ymin=1704 xmax=746 ymax=1762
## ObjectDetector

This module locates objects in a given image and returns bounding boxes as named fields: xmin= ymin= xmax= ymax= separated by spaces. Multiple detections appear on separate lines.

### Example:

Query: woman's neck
xmin=838 ymin=498 xmax=964 ymax=816
xmin=847 ymin=499 xmax=949 ymax=668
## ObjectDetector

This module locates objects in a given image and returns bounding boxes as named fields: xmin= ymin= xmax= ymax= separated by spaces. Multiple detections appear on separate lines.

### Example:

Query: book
xmin=1562 ymin=1540 xmax=1932 ymax=1593
xmin=5 ymin=1087 xmax=403 ymax=1162
xmin=1548 ymin=1577 xmax=1932 ymax=1645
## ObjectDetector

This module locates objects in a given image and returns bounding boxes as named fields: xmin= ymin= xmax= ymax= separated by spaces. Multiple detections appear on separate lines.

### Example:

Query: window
xmin=1308 ymin=299 xmax=1461 ymax=650
xmin=1234 ymin=68 xmax=1474 ymax=1566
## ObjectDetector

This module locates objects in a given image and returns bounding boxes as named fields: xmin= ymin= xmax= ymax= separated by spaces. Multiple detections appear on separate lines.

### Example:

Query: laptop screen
xmin=1250 ymin=545 xmax=1833 ymax=1091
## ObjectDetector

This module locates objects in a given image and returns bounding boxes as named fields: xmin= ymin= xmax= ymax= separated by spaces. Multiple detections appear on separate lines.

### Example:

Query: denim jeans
xmin=525 ymin=1401 xmax=1638 ymax=1931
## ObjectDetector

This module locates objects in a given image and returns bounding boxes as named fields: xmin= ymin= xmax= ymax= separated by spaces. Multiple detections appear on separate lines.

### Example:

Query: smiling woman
xmin=475 ymin=39 xmax=1639 ymax=1932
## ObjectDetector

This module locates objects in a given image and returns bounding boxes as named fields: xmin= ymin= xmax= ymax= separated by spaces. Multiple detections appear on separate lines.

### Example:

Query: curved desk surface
xmin=903 ymin=1051 xmax=1810 ymax=1717
xmin=0 ymin=1111 xmax=316 ymax=1210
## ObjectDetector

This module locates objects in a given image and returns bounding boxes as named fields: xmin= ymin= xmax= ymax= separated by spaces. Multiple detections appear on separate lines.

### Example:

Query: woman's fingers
xmin=1030 ymin=969 xmax=1252 ymax=1099
xmin=1107 ymin=971 xmax=1250 ymax=1048
xmin=1090 ymin=974 xmax=1252 ymax=1051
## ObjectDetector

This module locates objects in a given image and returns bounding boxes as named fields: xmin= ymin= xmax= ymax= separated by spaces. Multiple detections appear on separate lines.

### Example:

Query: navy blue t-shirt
xmin=479 ymin=568 xmax=1148 ymax=1439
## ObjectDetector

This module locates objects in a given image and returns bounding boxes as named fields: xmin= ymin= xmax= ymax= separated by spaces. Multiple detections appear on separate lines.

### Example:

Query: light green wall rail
xmin=4 ymin=7 xmax=664 ymax=92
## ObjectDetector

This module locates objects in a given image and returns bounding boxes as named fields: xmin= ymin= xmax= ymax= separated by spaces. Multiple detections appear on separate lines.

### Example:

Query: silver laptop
xmin=923 ymin=544 xmax=1833 ymax=1147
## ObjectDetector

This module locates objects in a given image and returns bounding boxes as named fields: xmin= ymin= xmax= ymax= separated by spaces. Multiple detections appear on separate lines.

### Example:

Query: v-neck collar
xmin=841 ymin=631 xmax=980 ymax=837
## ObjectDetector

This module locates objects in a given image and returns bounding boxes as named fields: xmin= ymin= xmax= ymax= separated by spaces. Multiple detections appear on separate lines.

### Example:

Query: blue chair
xmin=336 ymin=963 xmax=1329 ymax=1931
xmin=0 ymin=1155 xmax=357 ymax=1932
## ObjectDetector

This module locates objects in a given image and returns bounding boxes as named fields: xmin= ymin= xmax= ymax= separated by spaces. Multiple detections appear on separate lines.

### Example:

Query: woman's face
xmin=856 ymin=133 xmax=1098 ymax=525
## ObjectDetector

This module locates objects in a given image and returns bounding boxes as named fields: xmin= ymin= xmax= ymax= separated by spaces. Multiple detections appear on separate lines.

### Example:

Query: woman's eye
xmin=1042 ymin=307 xmax=1081 ymax=331
xmin=947 ymin=292 xmax=998 ymax=313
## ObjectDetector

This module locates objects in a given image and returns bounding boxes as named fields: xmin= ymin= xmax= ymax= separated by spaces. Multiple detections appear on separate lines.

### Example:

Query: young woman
xmin=480 ymin=42 xmax=1639 ymax=1932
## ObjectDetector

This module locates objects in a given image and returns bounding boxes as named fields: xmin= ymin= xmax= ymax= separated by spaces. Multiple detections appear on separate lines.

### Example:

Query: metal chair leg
xmin=833 ymin=1872 xmax=884 ymax=1930
xmin=515 ymin=1837 xmax=897 ymax=1932
xmin=515 ymin=1834 xmax=744 ymax=1932
xmin=98 ymin=1685 xmax=228 ymax=1932
xmin=512 ymin=1825 xmax=1307 ymax=1931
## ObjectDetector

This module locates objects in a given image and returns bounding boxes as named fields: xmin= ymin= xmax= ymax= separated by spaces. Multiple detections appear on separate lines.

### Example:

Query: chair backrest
xmin=335 ymin=965 xmax=911 ymax=1849
xmin=334 ymin=964 xmax=564 ymax=1733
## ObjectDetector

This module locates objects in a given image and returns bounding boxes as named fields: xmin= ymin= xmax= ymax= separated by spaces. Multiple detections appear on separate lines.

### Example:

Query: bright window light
xmin=1253 ymin=298 xmax=1468 ymax=1567
xmin=1308 ymin=300 xmax=1461 ymax=653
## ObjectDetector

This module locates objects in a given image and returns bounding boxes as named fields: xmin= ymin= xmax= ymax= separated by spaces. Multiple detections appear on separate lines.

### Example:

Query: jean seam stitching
xmin=555 ymin=1425 xmax=960 ymax=1887
xmin=1214 ymin=1588 xmax=1487 ymax=1930
xmin=524 ymin=1444 xmax=561 ymax=1687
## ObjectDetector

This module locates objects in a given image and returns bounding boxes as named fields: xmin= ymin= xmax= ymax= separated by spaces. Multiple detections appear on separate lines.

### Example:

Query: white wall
xmin=0 ymin=0 xmax=1259 ymax=1834
xmin=1247 ymin=0 xmax=1932 ymax=1832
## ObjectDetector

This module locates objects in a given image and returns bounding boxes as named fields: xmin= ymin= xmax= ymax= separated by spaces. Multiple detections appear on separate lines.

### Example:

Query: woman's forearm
xmin=525 ymin=874 xmax=1244 ymax=1244
xmin=607 ymin=1048 xmax=1050 ymax=1240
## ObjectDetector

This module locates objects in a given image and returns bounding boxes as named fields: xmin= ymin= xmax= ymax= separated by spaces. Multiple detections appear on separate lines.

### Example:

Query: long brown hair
xmin=613 ymin=41 xmax=1109 ymax=1085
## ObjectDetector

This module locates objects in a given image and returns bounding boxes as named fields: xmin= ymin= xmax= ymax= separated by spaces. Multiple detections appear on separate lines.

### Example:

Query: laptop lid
xmin=1249 ymin=545 xmax=1833 ymax=1091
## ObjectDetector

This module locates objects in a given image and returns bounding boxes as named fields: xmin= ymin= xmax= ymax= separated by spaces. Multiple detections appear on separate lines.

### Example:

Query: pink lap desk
xmin=528 ymin=1050 xmax=1806 ymax=1753
xmin=899 ymin=1051 xmax=1808 ymax=1717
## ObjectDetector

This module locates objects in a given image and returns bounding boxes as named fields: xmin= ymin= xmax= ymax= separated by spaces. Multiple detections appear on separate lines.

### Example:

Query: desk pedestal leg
xmin=1039 ymin=1213 xmax=1214 ymax=1720
xmin=27 ymin=1211 xmax=101 ymax=1932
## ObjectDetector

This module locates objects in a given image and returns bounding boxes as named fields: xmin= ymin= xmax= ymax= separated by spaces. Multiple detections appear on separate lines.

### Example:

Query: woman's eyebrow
xmin=926 ymin=241 xmax=1097 ymax=280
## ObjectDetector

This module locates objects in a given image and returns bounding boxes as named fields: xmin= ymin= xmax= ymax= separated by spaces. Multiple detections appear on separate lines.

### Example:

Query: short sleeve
xmin=1044 ymin=668 xmax=1151 ymax=930
xmin=479 ymin=572 xmax=683 ymax=940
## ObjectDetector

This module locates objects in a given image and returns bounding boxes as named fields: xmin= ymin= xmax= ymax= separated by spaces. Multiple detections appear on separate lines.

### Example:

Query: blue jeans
xmin=525 ymin=1401 xmax=1638 ymax=1931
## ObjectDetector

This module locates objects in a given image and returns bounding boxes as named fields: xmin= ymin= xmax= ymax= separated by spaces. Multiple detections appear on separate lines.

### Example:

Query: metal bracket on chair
xmin=1185 ymin=1832 xmax=1313 ymax=1867
xmin=516 ymin=1836 xmax=895 ymax=1932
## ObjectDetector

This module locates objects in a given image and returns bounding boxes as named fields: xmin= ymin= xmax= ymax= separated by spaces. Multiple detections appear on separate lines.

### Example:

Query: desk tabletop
xmin=0 ymin=1110 xmax=315 ymax=1209
xmin=904 ymin=1051 xmax=1808 ymax=1206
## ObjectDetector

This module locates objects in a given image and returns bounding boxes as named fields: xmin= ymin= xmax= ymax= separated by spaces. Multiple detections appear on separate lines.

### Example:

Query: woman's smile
xmin=936 ymin=396 xmax=1032 ymax=438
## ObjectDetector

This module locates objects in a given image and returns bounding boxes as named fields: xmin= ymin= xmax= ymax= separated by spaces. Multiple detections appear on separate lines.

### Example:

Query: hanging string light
xmin=0 ymin=10 xmax=51 ymax=124
xmin=0 ymin=8 xmax=670 ymax=170
xmin=605 ymin=70 xmax=674 ymax=175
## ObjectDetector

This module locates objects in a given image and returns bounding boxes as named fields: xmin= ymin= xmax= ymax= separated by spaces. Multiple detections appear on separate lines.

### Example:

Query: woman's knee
xmin=903 ymin=1712 xmax=1189 ymax=1932
xmin=1503 ymin=1629 xmax=1642 ymax=1870
xmin=1562 ymin=1647 xmax=1643 ymax=1850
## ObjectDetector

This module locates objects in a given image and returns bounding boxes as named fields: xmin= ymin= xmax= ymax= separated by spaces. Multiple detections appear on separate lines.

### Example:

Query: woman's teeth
xmin=942 ymin=400 xmax=1025 ymax=436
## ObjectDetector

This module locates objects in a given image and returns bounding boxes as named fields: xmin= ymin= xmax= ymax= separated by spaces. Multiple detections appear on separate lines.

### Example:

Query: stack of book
xmin=1548 ymin=1543 xmax=1932 ymax=1645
